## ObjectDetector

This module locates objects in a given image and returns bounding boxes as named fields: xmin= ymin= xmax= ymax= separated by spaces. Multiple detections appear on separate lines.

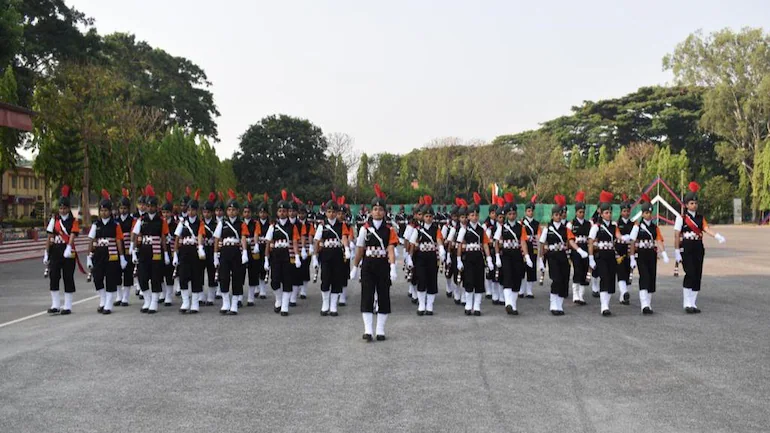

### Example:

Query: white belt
xmin=365 ymin=247 xmax=388 ymax=258
xmin=547 ymin=243 xmax=565 ymax=252
xmin=95 ymin=238 xmax=114 ymax=247
xmin=221 ymin=238 xmax=241 ymax=247
xmin=204 ymin=237 xmax=214 ymax=246
xmin=323 ymin=239 xmax=342 ymax=248
xmin=596 ymin=241 xmax=615 ymax=250
xmin=418 ymin=243 xmax=437 ymax=252
xmin=273 ymin=240 xmax=290 ymax=249
xmin=181 ymin=237 xmax=197 ymax=246
xmin=258 ymin=237 xmax=267 ymax=244
xmin=635 ymin=240 xmax=655 ymax=249
xmin=575 ymin=235 xmax=588 ymax=244
xmin=464 ymin=243 xmax=481 ymax=251
xmin=682 ymin=232 xmax=701 ymax=240
xmin=502 ymin=240 xmax=520 ymax=249
xmin=53 ymin=236 xmax=67 ymax=244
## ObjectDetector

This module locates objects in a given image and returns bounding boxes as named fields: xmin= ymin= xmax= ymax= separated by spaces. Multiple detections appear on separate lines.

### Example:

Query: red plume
xmin=281 ymin=190 xmax=288 ymax=201
xmin=424 ymin=195 xmax=433 ymax=206
xmin=263 ymin=193 xmax=269 ymax=203
xmin=575 ymin=190 xmax=585 ymax=203
xmin=504 ymin=192 xmax=514 ymax=204
xmin=554 ymin=194 xmax=567 ymax=207
xmin=641 ymin=193 xmax=651 ymax=203
xmin=530 ymin=194 xmax=538 ymax=203
xmin=472 ymin=192 xmax=481 ymax=205
xmin=599 ymin=190 xmax=614 ymax=203
xmin=194 ymin=189 xmax=200 ymax=201
xmin=218 ymin=192 xmax=224 ymax=202
xmin=374 ymin=183 xmax=385 ymax=199
xmin=688 ymin=181 xmax=700 ymax=193
xmin=330 ymin=191 xmax=337 ymax=203
xmin=338 ymin=196 xmax=346 ymax=206
xmin=496 ymin=197 xmax=504 ymax=207
xmin=145 ymin=184 xmax=155 ymax=198
xmin=61 ymin=185 xmax=70 ymax=197
xmin=418 ymin=196 xmax=424 ymax=205
xmin=101 ymin=189 xmax=110 ymax=200
xmin=122 ymin=188 xmax=129 ymax=198
xmin=292 ymin=193 xmax=302 ymax=205
xmin=622 ymin=193 xmax=628 ymax=202
xmin=458 ymin=198 xmax=468 ymax=207
xmin=185 ymin=186 xmax=191 ymax=197
xmin=247 ymin=192 xmax=253 ymax=203
xmin=228 ymin=189 xmax=236 ymax=200
xmin=165 ymin=191 xmax=173 ymax=204
xmin=208 ymin=192 xmax=216 ymax=202
xmin=455 ymin=197 xmax=462 ymax=207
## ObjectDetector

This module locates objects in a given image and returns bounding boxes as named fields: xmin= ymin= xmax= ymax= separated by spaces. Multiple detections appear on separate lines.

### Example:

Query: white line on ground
xmin=0 ymin=295 xmax=99 ymax=329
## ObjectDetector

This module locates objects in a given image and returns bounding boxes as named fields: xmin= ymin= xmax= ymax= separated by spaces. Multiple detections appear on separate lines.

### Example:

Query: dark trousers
xmin=500 ymin=250 xmax=525 ymax=291
xmin=270 ymin=251 xmax=293 ymax=292
xmin=320 ymin=249 xmax=345 ymax=293
xmin=178 ymin=247 xmax=204 ymax=293
xmin=682 ymin=242 xmax=705 ymax=291
xmin=571 ymin=248 xmax=590 ymax=285
xmin=597 ymin=250 xmax=617 ymax=294
xmin=121 ymin=255 xmax=134 ymax=286
xmin=636 ymin=249 xmax=657 ymax=293
xmin=93 ymin=260 xmax=120 ymax=292
xmin=49 ymin=256 xmax=76 ymax=293
xmin=138 ymin=259 xmax=164 ymax=293
xmin=415 ymin=251 xmax=438 ymax=294
xmin=361 ymin=257 xmax=391 ymax=314
xmin=462 ymin=252 xmax=485 ymax=294
xmin=547 ymin=252 xmax=570 ymax=297
xmin=204 ymin=246 xmax=217 ymax=288
xmin=219 ymin=247 xmax=244 ymax=295
xmin=616 ymin=250 xmax=631 ymax=283
xmin=524 ymin=248 xmax=537 ymax=282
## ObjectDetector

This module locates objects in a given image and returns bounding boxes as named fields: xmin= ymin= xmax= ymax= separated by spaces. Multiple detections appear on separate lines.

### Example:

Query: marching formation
xmin=43 ymin=181 xmax=726 ymax=340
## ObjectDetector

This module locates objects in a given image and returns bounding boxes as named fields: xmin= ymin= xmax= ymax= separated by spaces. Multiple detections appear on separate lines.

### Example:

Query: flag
xmin=490 ymin=183 xmax=501 ymax=204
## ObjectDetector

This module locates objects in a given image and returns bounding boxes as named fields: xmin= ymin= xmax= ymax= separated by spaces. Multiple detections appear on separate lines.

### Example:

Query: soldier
xmin=198 ymin=193 xmax=219 ymax=306
xmin=441 ymin=204 xmax=459 ymax=299
xmin=242 ymin=193 xmax=262 ymax=307
xmin=408 ymin=195 xmax=445 ymax=316
xmin=116 ymin=189 xmax=136 ymax=307
xmin=589 ymin=205 xmax=602 ymax=298
xmin=483 ymin=203 xmax=499 ymax=302
xmin=264 ymin=191 xmax=301 ymax=316
xmin=131 ymin=185 xmax=171 ymax=314
xmin=213 ymin=193 xmax=225 ymax=300
xmin=133 ymin=190 xmax=147 ymax=299
xmin=87 ymin=190 xmax=127 ymax=314
xmin=588 ymin=191 xmax=619 ymax=316
xmin=313 ymin=199 xmax=351 ymax=316
xmin=174 ymin=190 xmax=203 ymax=313
xmin=674 ymin=182 xmax=726 ymax=314
xmin=630 ymin=193 xmax=669 ymax=314
xmin=616 ymin=194 xmax=635 ymax=306
xmin=493 ymin=193 xmax=533 ymax=315
xmin=287 ymin=197 xmax=305 ymax=307
xmin=213 ymin=190 xmax=250 ymax=315
xmin=520 ymin=195 xmax=540 ymax=299
xmin=335 ymin=197 xmax=352 ymax=306
xmin=350 ymin=186 xmax=398 ymax=341
xmin=456 ymin=192 xmax=494 ymax=316
xmin=44 ymin=185 xmax=80 ymax=315
xmin=254 ymin=195 xmax=271 ymax=299
xmin=160 ymin=192 xmax=178 ymax=306
xmin=403 ymin=204 xmax=424 ymax=304
xmin=568 ymin=191 xmax=591 ymax=306
xmin=297 ymin=204 xmax=315 ymax=300
xmin=447 ymin=200 xmax=469 ymax=305
xmin=538 ymin=194 xmax=586 ymax=315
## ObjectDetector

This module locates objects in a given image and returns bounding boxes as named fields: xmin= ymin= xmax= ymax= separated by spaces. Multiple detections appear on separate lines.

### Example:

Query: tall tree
xmin=325 ymin=132 xmax=358 ymax=189
xmin=356 ymin=153 xmax=370 ymax=194
xmin=0 ymin=64 xmax=22 ymax=218
xmin=663 ymin=27 xmax=770 ymax=215
xmin=0 ymin=0 xmax=23 ymax=69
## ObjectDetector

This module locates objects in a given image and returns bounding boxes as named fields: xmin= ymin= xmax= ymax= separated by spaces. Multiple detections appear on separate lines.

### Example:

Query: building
xmin=2 ymin=164 xmax=46 ymax=219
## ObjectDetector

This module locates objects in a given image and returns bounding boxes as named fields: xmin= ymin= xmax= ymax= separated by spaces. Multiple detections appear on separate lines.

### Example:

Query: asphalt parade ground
xmin=1 ymin=225 xmax=769 ymax=433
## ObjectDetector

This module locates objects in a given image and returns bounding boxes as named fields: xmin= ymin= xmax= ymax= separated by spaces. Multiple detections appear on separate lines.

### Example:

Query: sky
xmin=68 ymin=0 xmax=770 ymax=159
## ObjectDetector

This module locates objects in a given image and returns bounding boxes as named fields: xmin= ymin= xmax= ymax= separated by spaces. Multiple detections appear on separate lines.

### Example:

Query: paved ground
xmin=1 ymin=225 xmax=769 ymax=433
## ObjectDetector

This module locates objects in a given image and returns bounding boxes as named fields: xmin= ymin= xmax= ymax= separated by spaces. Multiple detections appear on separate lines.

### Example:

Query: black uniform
xmin=522 ymin=217 xmax=540 ymax=283
xmin=615 ymin=217 xmax=633 ymax=284
xmin=543 ymin=221 xmax=572 ymax=298
xmin=117 ymin=214 xmax=135 ymax=288
xmin=269 ymin=219 xmax=299 ymax=293
xmin=635 ymin=220 xmax=660 ymax=293
xmin=570 ymin=218 xmax=592 ymax=285
xmin=413 ymin=222 xmax=441 ymax=295
xmin=163 ymin=217 xmax=178 ymax=287
xmin=177 ymin=216 xmax=204 ymax=293
xmin=498 ymin=220 xmax=527 ymax=292
xmin=217 ymin=217 xmax=247 ymax=296
xmin=679 ymin=212 xmax=706 ymax=292
xmin=91 ymin=218 xmax=121 ymax=294
xmin=460 ymin=223 xmax=487 ymax=294
xmin=360 ymin=219 xmax=397 ymax=314
xmin=137 ymin=213 xmax=167 ymax=293
xmin=47 ymin=215 xmax=79 ymax=293
xmin=200 ymin=218 xmax=218 ymax=291
xmin=243 ymin=218 xmax=261 ymax=288
xmin=318 ymin=219 xmax=347 ymax=294
xmin=593 ymin=220 xmax=618 ymax=294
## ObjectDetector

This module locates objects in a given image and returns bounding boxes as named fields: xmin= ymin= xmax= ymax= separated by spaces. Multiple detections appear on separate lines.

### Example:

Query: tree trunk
xmin=82 ymin=145 xmax=90 ymax=225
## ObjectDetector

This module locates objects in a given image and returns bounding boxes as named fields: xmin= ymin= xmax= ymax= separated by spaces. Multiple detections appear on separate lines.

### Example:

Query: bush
xmin=0 ymin=219 xmax=46 ymax=228
xmin=701 ymin=175 xmax=734 ymax=224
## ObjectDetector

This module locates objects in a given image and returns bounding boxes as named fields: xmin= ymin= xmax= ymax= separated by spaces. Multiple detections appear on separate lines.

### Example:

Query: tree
xmin=325 ymin=132 xmax=358 ymax=189
xmin=663 ymin=27 xmax=770 ymax=216
xmin=598 ymin=144 xmax=610 ymax=167
xmin=356 ymin=153 xmax=370 ymax=195
xmin=569 ymin=144 xmax=583 ymax=170
xmin=506 ymin=132 xmax=566 ymax=198
xmin=0 ymin=64 xmax=22 ymax=218
xmin=233 ymin=114 xmax=330 ymax=200
xmin=0 ymin=0 xmax=23 ymax=69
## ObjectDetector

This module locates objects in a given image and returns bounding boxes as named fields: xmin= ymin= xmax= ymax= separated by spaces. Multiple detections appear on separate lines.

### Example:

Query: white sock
xmin=510 ymin=292 xmax=518 ymax=310
xmin=274 ymin=289 xmax=282 ymax=308
xmin=473 ymin=293 xmax=482 ymax=312
xmin=691 ymin=290 xmax=698 ymax=308
xmin=579 ymin=285 xmax=587 ymax=302
xmin=281 ymin=291 xmax=291 ymax=313
xmin=572 ymin=283 xmax=579 ymax=301
xmin=149 ymin=292 xmax=159 ymax=311
xmin=98 ymin=289 xmax=106 ymax=308
xmin=208 ymin=286 xmax=216 ymax=303
xmin=683 ymin=288 xmax=691 ymax=308
xmin=491 ymin=283 xmax=499 ymax=301
xmin=50 ymin=291 xmax=61 ymax=309
xmin=362 ymin=312 xmax=374 ymax=335
xmin=290 ymin=286 xmax=299 ymax=303
xmin=647 ymin=292 xmax=653 ymax=310
xmin=141 ymin=290 xmax=151 ymax=309
xmin=426 ymin=294 xmax=435 ymax=312
xmin=247 ymin=286 xmax=256 ymax=303
xmin=258 ymin=281 xmax=266 ymax=297
xmin=549 ymin=293 xmax=557 ymax=311
xmin=376 ymin=313 xmax=388 ymax=336
xmin=221 ymin=292 xmax=231 ymax=312
xmin=600 ymin=292 xmax=610 ymax=312
xmin=216 ymin=285 xmax=222 ymax=297
xmin=408 ymin=284 xmax=415 ymax=297
xmin=104 ymin=292 xmax=113 ymax=311
xmin=122 ymin=286 xmax=131 ymax=303
xmin=526 ymin=281 xmax=534 ymax=296
xmin=464 ymin=292 xmax=472 ymax=311
xmin=229 ymin=294 xmax=238 ymax=313
xmin=592 ymin=278 xmax=600 ymax=293
xmin=181 ymin=289 xmax=191 ymax=310
xmin=63 ymin=292 xmax=73 ymax=310
xmin=417 ymin=291 xmax=426 ymax=311
xmin=503 ymin=288 xmax=513 ymax=307
xmin=445 ymin=279 xmax=453 ymax=294
xmin=556 ymin=296 xmax=564 ymax=312
xmin=453 ymin=283 xmax=462 ymax=301
xmin=619 ymin=280 xmax=628 ymax=299
xmin=191 ymin=292 xmax=200 ymax=311
xmin=300 ymin=282 xmax=307 ymax=296
xmin=485 ymin=279 xmax=491 ymax=295
xmin=340 ymin=287 xmax=347 ymax=303
xmin=321 ymin=291 xmax=330 ymax=312
xmin=330 ymin=293 xmax=339 ymax=313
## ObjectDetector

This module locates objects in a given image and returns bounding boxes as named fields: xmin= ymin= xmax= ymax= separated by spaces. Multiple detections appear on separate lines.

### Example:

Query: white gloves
xmin=252 ymin=244 xmax=259 ymax=254
xmin=344 ymin=248 xmax=351 ymax=260
xmin=350 ymin=266 xmax=358 ymax=280
xmin=456 ymin=257 xmax=464 ymax=271
xmin=405 ymin=254 xmax=414 ymax=269
xmin=438 ymin=245 xmax=446 ymax=262
xmin=495 ymin=254 xmax=502 ymax=268
xmin=390 ymin=263 xmax=397 ymax=282
xmin=674 ymin=249 xmax=682 ymax=263
xmin=86 ymin=255 xmax=93 ymax=269
xmin=264 ymin=258 xmax=270 ymax=271
xmin=715 ymin=233 xmax=726 ymax=244
xmin=132 ymin=251 xmax=139 ymax=264
xmin=164 ymin=252 xmax=170 ymax=265
xmin=172 ymin=252 xmax=179 ymax=267
xmin=525 ymin=255 xmax=533 ymax=268
xmin=589 ymin=256 xmax=596 ymax=269
xmin=538 ymin=257 xmax=545 ymax=272
xmin=241 ymin=250 xmax=248 ymax=264
xmin=301 ymin=248 xmax=308 ymax=260
xmin=129 ymin=244 xmax=135 ymax=256
xmin=120 ymin=255 xmax=128 ymax=270
xmin=446 ymin=254 xmax=452 ymax=265
xmin=630 ymin=256 xmax=637 ymax=269
xmin=309 ymin=244 xmax=315 ymax=255
xmin=198 ymin=246 xmax=207 ymax=260
xmin=660 ymin=251 xmax=670 ymax=263
xmin=213 ymin=252 xmax=220 ymax=268
xmin=486 ymin=256 xmax=494 ymax=271
xmin=294 ymin=254 xmax=302 ymax=268
xmin=43 ymin=251 xmax=49 ymax=265
xmin=63 ymin=245 xmax=73 ymax=259
xmin=577 ymin=248 xmax=588 ymax=259
xmin=311 ymin=255 xmax=319 ymax=269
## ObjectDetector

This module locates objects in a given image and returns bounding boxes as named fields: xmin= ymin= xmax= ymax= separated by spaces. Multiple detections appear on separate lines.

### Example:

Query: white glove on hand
xmin=264 ymin=258 xmax=270 ymax=271
xmin=660 ymin=251 xmax=670 ymax=263
xmin=164 ymin=252 xmax=171 ymax=265
xmin=86 ymin=255 xmax=93 ymax=270
xmin=294 ymin=254 xmax=302 ymax=268
xmin=456 ymin=257 xmax=464 ymax=271
xmin=311 ymin=255 xmax=319 ymax=269
xmin=715 ymin=233 xmax=726 ymax=244
xmin=394 ymin=246 xmax=400 ymax=258
xmin=344 ymin=248 xmax=351 ymax=260
xmin=486 ymin=256 xmax=494 ymax=271
xmin=119 ymin=255 xmax=127 ymax=270
xmin=198 ymin=245 xmax=206 ymax=260
xmin=390 ymin=263 xmax=397 ymax=282
xmin=172 ymin=252 xmax=179 ymax=267
xmin=446 ymin=254 xmax=452 ymax=265
xmin=538 ymin=257 xmax=545 ymax=272
xmin=301 ymin=248 xmax=308 ymax=260
xmin=577 ymin=248 xmax=588 ymax=259
xmin=674 ymin=249 xmax=682 ymax=263
xmin=63 ymin=245 xmax=72 ymax=259
xmin=213 ymin=253 xmax=220 ymax=268
xmin=252 ymin=244 xmax=259 ymax=255
xmin=495 ymin=254 xmax=502 ymax=268
xmin=241 ymin=250 xmax=248 ymax=264
xmin=132 ymin=251 xmax=139 ymax=264
xmin=129 ymin=244 xmax=135 ymax=256
xmin=350 ymin=266 xmax=358 ymax=280
xmin=438 ymin=245 xmax=446 ymax=262
xmin=406 ymin=254 xmax=414 ymax=269
xmin=589 ymin=256 xmax=596 ymax=269
xmin=309 ymin=244 xmax=315 ymax=255
xmin=630 ymin=256 xmax=637 ymax=269
xmin=43 ymin=251 xmax=49 ymax=265
xmin=525 ymin=255 xmax=534 ymax=268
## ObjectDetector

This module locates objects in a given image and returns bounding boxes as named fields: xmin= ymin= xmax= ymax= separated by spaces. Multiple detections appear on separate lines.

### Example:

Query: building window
xmin=11 ymin=176 xmax=17 ymax=188
xmin=24 ymin=176 xmax=29 ymax=189
xmin=34 ymin=178 xmax=39 ymax=189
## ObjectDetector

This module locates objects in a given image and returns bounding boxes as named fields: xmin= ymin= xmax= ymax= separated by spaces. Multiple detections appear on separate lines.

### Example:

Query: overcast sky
xmin=68 ymin=0 xmax=770 ymax=159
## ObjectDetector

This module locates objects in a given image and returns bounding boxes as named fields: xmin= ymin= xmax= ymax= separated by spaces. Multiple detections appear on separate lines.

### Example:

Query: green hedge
xmin=0 ymin=219 xmax=46 ymax=228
